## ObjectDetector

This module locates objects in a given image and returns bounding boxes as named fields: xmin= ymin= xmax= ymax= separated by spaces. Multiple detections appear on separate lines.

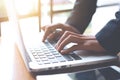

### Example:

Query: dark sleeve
xmin=66 ymin=0 xmax=97 ymax=34
xmin=96 ymin=10 xmax=120 ymax=54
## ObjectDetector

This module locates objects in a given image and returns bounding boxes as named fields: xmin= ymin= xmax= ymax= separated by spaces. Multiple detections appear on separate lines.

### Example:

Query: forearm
xmin=96 ymin=10 xmax=120 ymax=55
xmin=66 ymin=0 xmax=97 ymax=34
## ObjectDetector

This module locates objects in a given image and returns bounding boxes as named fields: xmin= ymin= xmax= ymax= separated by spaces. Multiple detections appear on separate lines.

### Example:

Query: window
xmin=1 ymin=0 xmax=120 ymax=37
xmin=41 ymin=0 xmax=75 ymax=25
xmin=1 ymin=0 xmax=40 ymax=36
xmin=41 ymin=0 xmax=120 ymax=35
xmin=0 ymin=0 xmax=8 ymax=22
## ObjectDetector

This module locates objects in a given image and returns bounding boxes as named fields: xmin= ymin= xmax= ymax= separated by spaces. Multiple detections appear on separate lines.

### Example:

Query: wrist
xmin=65 ymin=24 xmax=80 ymax=34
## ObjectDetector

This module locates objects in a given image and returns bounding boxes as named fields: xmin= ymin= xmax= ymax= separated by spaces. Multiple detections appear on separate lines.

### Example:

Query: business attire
xmin=66 ymin=0 xmax=120 ymax=54
xmin=66 ymin=0 xmax=120 ymax=80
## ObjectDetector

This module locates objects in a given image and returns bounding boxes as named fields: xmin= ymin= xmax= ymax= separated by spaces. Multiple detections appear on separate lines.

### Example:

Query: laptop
xmin=6 ymin=0 xmax=119 ymax=76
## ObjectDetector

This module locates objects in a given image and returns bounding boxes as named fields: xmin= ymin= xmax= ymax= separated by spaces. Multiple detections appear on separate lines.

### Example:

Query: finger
xmin=57 ymin=34 xmax=89 ymax=52
xmin=52 ymin=23 xmax=67 ymax=30
xmin=42 ymin=24 xmax=65 ymax=42
xmin=53 ymin=30 xmax=64 ymax=41
xmin=61 ymin=45 xmax=78 ymax=54
xmin=47 ymin=33 xmax=56 ymax=41
xmin=42 ymin=28 xmax=52 ymax=42
xmin=55 ymin=31 xmax=83 ymax=48
xmin=47 ymin=30 xmax=64 ymax=41
xmin=41 ymin=26 xmax=46 ymax=31
xmin=57 ymin=34 xmax=82 ymax=52
xmin=55 ymin=31 xmax=69 ymax=48
xmin=56 ymin=35 xmax=72 ymax=52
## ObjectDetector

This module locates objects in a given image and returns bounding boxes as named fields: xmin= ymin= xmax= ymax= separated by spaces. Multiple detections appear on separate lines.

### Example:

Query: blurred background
xmin=0 ymin=1 xmax=120 ymax=80
xmin=0 ymin=0 xmax=120 ymax=37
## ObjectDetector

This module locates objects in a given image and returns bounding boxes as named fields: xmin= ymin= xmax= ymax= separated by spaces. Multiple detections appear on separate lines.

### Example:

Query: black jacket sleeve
xmin=96 ymin=10 xmax=120 ymax=54
xmin=66 ymin=0 xmax=97 ymax=33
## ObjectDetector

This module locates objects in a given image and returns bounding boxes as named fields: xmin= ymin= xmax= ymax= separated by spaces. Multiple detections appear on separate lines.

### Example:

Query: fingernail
xmin=55 ymin=44 xmax=58 ymax=49
xmin=42 ymin=39 xmax=45 ymax=42
xmin=61 ymin=50 xmax=65 ymax=54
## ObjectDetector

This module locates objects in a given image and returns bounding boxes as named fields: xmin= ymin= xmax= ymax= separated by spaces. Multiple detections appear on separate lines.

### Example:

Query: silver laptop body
xmin=6 ymin=0 xmax=119 ymax=76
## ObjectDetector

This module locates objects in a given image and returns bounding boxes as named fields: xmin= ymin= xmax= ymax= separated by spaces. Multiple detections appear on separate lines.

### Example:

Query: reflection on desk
xmin=36 ymin=73 xmax=73 ymax=80
xmin=36 ymin=70 xmax=104 ymax=80
xmin=36 ymin=66 xmax=120 ymax=80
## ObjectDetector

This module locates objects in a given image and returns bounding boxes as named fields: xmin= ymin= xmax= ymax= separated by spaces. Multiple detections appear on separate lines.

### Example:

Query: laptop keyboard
xmin=29 ymin=41 xmax=81 ymax=65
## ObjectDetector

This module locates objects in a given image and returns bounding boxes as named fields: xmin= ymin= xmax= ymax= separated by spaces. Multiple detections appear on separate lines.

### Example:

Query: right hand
xmin=42 ymin=23 xmax=80 ymax=42
xmin=55 ymin=31 xmax=106 ymax=54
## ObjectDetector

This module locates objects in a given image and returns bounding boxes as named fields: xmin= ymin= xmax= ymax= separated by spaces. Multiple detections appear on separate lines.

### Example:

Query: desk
xmin=0 ymin=37 xmax=35 ymax=80
xmin=0 ymin=36 xmax=120 ymax=80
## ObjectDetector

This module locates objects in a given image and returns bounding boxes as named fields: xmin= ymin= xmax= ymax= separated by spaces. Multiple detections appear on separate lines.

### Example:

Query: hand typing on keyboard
xmin=42 ymin=23 xmax=80 ymax=42
xmin=42 ymin=23 xmax=106 ymax=54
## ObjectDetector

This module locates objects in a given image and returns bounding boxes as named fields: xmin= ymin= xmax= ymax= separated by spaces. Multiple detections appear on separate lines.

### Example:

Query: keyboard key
xmin=55 ymin=56 xmax=66 ymax=62
xmin=49 ymin=58 xmax=58 ymax=63
xmin=52 ymin=52 xmax=60 ymax=55
xmin=63 ymin=54 xmax=73 ymax=61
xmin=31 ymin=41 xmax=79 ymax=65
xmin=34 ymin=55 xmax=39 ymax=59
xmin=43 ymin=61 xmax=51 ymax=64
xmin=69 ymin=53 xmax=81 ymax=60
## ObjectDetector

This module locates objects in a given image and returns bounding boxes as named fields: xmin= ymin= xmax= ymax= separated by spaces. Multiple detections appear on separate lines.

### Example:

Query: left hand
xmin=55 ymin=31 xmax=106 ymax=54
xmin=42 ymin=23 xmax=80 ymax=42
